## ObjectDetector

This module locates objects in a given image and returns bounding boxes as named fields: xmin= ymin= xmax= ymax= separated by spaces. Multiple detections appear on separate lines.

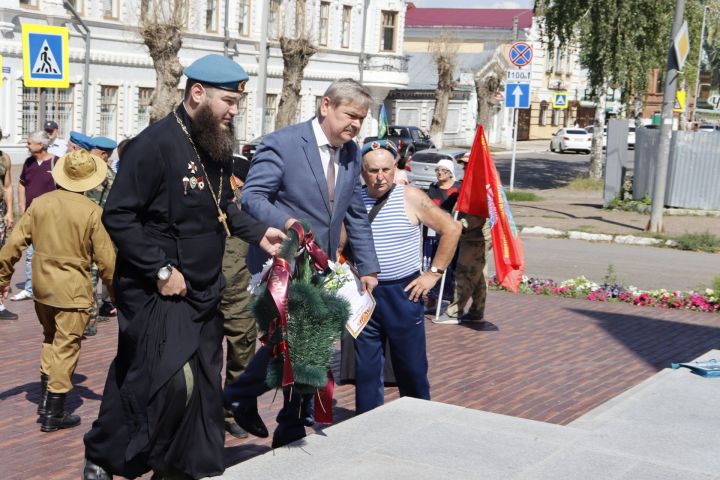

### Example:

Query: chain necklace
xmin=173 ymin=111 xmax=231 ymax=237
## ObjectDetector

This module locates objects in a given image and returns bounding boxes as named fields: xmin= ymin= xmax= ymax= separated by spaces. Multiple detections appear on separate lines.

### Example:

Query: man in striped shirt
xmin=355 ymin=140 xmax=461 ymax=414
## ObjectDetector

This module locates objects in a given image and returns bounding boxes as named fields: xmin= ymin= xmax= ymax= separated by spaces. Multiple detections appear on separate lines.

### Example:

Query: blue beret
xmin=69 ymin=131 xmax=93 ymax=151
xmin=361 ymin=139 xmax=399 ymax=158
xmin=91 ymin=136 xmax=117 ymax=151
xmin=184 ymin=54 xmax=249 ymax=92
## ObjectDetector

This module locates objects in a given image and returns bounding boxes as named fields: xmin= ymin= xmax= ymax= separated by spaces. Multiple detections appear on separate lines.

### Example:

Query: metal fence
xmin=633 ymin=129 xmax=720 ymax=210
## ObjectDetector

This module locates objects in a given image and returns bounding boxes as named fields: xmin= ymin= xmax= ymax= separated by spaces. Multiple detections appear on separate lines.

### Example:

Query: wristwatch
xmin=429 ymin=266 xmax=445 ymax=275
xmin=157 ymin=264 xmax=174 ymax=281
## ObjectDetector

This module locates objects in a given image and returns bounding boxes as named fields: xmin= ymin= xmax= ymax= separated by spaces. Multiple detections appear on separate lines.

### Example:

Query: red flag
xmin=456 ymin=125 xmax=524 ymax=292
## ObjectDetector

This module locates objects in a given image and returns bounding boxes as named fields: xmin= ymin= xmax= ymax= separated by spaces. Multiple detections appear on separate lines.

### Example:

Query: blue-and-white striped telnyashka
xmin=361 ymin=184 xmax=422 ymax=281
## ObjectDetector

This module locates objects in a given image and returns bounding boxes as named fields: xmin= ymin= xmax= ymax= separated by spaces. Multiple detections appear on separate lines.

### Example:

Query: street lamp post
xmin=63 ymin=0 xmax=90 ymax=133
xmin=691 ymin=5 xmax=709 ymax=123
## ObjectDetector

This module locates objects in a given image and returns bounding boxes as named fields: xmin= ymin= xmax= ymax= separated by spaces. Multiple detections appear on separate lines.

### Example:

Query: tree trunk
xmin=276 ymin=37 xmax=317 ymax=130
xmin=142 ymin=23 xmax=184 ymax=124
xmin=588 ymin=91 xmax=606 ymax=180
xmin=475 ymin=75 xmax=500 ymax=133
xmin=429 ymin=57 xmax=455 ymax=149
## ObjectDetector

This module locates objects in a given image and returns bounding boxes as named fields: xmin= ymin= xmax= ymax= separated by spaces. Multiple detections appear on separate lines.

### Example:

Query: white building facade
xmin=0 ymin=0 xmax=408 ymax=161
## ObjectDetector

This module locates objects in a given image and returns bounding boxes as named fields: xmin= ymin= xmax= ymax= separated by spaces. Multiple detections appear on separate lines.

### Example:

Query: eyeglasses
xmin=435 ymin=168 xmax=451 ymax=174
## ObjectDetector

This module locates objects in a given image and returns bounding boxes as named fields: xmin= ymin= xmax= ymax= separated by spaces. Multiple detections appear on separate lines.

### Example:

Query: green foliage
xmin=563 ymin=175 xmax=603 ymax=191
xmin=603 ymin=264 xmax=619 ymax=286
xmin=607 ymin=194 xmax=651 ymax=211
xmin=670 ymin=231 xmax=720 ymax=253
xmin=505 ymin=190 xmax=543 ymax=201
xmin=714 ymin=275 xmax=720 ymax=292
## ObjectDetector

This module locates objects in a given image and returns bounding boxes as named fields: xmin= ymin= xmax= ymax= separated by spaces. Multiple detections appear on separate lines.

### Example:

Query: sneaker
xmin=98 ymin=300 xmax=117 ymax=318
xmin=10 ymin=290 xmax=32 ymax=301
xmin=0 ymin=309 xmax=18 ymax=320
xmin=431 ymin=314 xmax=461 ymax=325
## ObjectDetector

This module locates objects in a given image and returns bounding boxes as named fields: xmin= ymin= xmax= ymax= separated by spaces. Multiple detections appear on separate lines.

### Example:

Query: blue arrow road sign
xmin=505 ymin=83 xmax=530 ymax=109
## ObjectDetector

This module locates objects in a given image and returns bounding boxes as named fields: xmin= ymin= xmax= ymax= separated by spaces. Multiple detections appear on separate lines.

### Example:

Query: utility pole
xmin=691 ymin=5 xmax=708 ymax=123
xmin=63 ymin=0 xmax=90 ymax=133
xmin=358 ymin=0 xmax=370 ymax=83
xmin=257 ymin=0 xmax=270 ymax=136
xmin=648 ymin=0 xmax=685 ymax=233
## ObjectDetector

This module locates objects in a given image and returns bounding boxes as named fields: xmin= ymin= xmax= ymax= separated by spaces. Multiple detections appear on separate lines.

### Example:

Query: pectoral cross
xmin=218 ymin=210 xmax=231 ymax=237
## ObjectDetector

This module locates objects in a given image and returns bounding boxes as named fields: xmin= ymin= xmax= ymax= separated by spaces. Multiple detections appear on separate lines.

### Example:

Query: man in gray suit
xmin=226 ymin=78 xmax=380 ymax=448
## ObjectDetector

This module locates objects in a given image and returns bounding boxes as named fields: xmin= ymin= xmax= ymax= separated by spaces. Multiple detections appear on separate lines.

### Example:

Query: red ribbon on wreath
xmin=264 ymin=223 xmax=331 ymax=388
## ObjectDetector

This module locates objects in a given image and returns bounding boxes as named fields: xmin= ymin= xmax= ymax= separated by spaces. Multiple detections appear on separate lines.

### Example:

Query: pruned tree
xmin=428 ymin=32 xmax=459 ymax=148
xmin=139 ymin=0 xmax=187 ymax=124
xmin=275 ymin=0 xmax=317 ymax=130
xmin=474 ymin=57 xmax=505 ymax=134
xmin=535 ymin=0 xmax=674 ymax=179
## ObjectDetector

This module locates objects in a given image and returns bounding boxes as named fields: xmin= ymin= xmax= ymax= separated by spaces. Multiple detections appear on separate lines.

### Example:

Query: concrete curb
xmin=521 ymin=226 xmax=680 ymax=248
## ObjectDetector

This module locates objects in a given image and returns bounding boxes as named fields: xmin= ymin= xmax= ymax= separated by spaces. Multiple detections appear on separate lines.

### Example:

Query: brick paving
xmin=2 ymin=273 xmax=720 ymax=479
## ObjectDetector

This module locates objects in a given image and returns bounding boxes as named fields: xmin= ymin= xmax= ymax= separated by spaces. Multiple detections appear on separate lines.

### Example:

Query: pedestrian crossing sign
xmin=553 ymin=92 xmax=568 ymax=109
xmin=22 ymin=24 xmax=69 ymax=88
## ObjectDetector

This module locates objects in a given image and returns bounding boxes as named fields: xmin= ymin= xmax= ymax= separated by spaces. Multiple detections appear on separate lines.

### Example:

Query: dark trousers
xmin=354 ymin=274 xmax=430 ymax=414
xmin=223 ymin=346 xmax=312 ymax=445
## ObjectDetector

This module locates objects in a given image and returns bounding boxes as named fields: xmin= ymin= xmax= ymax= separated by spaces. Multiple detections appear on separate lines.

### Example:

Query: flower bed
xmin=489 ymin=275 xmax=720 ymax=313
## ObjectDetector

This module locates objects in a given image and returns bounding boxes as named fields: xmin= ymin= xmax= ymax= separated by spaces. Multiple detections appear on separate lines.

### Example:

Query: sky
xmin=409 ymin=0 xmax=534 ymax=8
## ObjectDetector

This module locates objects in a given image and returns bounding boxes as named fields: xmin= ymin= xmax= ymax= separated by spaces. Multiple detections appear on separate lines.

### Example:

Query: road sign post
xmin=505 ymin=74 xmax=531 ymax=192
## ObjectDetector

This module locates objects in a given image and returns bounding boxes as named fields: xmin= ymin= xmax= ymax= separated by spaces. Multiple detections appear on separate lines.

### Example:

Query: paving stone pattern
xmin=2 ymin=268 xmax=719 ymax=479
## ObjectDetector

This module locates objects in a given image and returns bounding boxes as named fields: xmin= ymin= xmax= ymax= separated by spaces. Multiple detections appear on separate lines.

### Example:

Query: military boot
xmin=37 ymin=373 xmax=49 ymax=416
xmin=40 ymin=392 xmax=80 ymax=432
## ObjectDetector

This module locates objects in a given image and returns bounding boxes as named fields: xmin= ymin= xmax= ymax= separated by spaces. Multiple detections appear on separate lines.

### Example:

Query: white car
xmin=550 ymin=128 xmax=592 ymax=153
xmin=698 ymin=124 xmax=720 ymax=132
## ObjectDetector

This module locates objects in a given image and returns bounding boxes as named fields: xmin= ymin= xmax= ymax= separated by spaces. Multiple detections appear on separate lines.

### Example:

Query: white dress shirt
xmin=311 ymin=117 xmax=340 ymax=185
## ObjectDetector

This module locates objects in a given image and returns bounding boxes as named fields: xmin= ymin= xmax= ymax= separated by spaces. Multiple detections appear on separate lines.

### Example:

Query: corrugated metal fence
xmin=633 ymin=129 xmax=720 ymax=210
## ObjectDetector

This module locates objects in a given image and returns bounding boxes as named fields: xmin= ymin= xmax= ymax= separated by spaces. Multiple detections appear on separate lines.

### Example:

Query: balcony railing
xmin=362 ymin=53 xmax=409 ymax=73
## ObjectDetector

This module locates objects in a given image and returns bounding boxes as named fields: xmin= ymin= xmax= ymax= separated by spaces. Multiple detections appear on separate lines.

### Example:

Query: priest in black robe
xmin=82 ymin=55 xmax=285 ymax=480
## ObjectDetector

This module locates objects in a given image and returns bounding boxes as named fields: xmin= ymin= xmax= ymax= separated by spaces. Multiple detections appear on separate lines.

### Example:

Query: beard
xmin=191 ymin=103 xmax=236 ymax=164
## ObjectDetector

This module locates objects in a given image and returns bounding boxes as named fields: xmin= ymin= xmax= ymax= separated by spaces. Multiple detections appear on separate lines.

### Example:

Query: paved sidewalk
xmin=2 ymin=274 xmax=720 ymax=479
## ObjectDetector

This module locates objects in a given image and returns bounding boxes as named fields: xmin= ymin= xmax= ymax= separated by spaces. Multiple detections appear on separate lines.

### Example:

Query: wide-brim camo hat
xmin=52 ymin=149 xmax=108 ymax=193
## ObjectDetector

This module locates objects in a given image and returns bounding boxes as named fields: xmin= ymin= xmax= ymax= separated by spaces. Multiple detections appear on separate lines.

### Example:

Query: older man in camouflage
xmin=84 ymin=136 xmax=118 ymax=334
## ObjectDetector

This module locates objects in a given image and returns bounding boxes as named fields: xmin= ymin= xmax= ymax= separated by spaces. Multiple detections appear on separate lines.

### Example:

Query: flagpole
xmin=434 ymin=210 xmax=459 ymax=321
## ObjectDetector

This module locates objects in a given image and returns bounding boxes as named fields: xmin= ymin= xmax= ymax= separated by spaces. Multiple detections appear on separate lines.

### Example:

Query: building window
xmin=269 ymin=0 xmax=281 ymax=39
xmin=551 ymin=108 xmax=561 ymax=127
xmin=318 ymin=2 xmax=330 ymax=46
xmin=20 ymin=0 xmax=39 ymax=7
xmin=100 ymin=86 xmax=118 ymax=138
xmin=341 ymin=5 xmax=352 ymax=48
xmin=238 ymin=0 xmax=250 ymax=36
xmin=264 ymin=94 xmax=277 ymax=133
xmin=206 ymin=0 xmax=218 ymax=32
xmin=380 ymin=11 xmax=397 ymax=52
xmin=539 ymin=101 xmax=548 ymax=126
xmin=65 ymin=0 xmax=84 ymax=15
xmin=103 ymin=0 xmax=118 ymax=19
xmin=233 ymin=95 xmax=247 ymax=141
xmin=21 ymin=86 xmax=75 ymax=137
xmin=137 ymin=87 xmax=154 ymax=132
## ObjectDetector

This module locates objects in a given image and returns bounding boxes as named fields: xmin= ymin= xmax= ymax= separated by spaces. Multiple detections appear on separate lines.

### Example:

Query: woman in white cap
xmin=423 ymin=158 xmax=461 ymax=320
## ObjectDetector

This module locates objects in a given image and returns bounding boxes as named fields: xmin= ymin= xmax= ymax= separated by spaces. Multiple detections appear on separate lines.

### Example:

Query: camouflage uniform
xmin=446 ymin=214 xmax=490 ymax=320
xmin=221 ymin=235 xmax=257 ymax=423
xmin=85 ymin=168 xmax=115 ymax=333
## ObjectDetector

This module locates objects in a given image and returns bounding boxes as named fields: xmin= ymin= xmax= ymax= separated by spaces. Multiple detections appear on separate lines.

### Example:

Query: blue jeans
xmin=24 ymin=244 xmax=33 ymax=295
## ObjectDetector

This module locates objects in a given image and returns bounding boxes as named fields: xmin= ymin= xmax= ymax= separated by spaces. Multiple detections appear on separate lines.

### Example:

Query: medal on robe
xmin=188 ymin=161 xmax=198 ymax=174
xmin=182 ymin=176 xmax=190 ymax=196
xmin=197 ymin=176 xmax=205 ymax=190
xmin=189 ymin=176 xmax=198 ymax=189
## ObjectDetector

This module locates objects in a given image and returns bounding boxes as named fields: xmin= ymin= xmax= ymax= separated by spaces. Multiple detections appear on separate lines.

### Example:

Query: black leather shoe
xmin=232 ymin=406 xmax=268 ymax=438
xmin=83 ymin=459 xmax=113 ymax=480
xmin=41 ymin=392 xmax=80 ymax=432
xmin=224 ymin=420 xmax=249 ymax=439
xmin=0 ymin=308 xmax=18 ymax=320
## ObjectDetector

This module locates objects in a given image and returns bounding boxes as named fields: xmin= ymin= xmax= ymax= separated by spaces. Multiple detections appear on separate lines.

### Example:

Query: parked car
xmin=698 ymin=123 xmax=720 ymax=132
xmin=584 ymin=126 xmax=607 ymax=149
xmin=363 ymin=125 xmax=435 ymax=162
xmin=239 ymin=135 xmax=265 ymax=163
xmin=405 ymin=148 xmax=467 ymax=190
xmin=584 ymin=125 xmax=636 ymax=149
xmin=550 ymin=128 xmax=592 ymax=153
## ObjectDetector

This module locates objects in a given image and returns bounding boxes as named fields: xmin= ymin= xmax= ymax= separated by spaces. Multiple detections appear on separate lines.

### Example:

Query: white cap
xmin=436 ymin=159 xmax=455 ymax=177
